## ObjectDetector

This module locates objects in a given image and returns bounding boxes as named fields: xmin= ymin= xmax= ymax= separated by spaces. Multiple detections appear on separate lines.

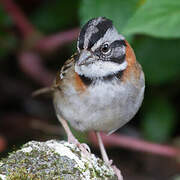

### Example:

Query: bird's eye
xmin=101 ymin=43 xmax=110 ymax=54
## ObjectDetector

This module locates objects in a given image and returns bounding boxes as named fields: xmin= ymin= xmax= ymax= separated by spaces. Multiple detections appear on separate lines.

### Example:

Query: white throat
xmin=75 ymin=60 xmax=127 ymax=79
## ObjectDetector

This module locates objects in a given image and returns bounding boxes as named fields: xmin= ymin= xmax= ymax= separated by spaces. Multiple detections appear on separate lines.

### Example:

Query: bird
xmin=34 ymin=17 xmax=145 ymax=179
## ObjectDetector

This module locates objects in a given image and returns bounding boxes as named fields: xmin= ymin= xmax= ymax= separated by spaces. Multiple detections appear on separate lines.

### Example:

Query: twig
xmin=29 ymin=119 xmax=63 ymax=136
xmin=18 ymin=27 xmax=79 ymax=86
xmin=89 ymin=132 xmax=180 ymax=159
xmin=0 ymin=136 xmax=7 ymax=152
xmin=18 ymin=51 xmax=54 ymax=86
xmin=35 ymin=28 xmax=79 ymax=53
xmin=0 ymin=0 xmax=35 ymax=38
xmin=1 ymin=0 xmax=79 ymax=86
xmin=32 ymin=87 xmax=54 ymax=97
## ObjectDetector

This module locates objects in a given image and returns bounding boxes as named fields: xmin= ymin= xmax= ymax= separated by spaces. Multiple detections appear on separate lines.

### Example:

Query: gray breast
xmin=54 ymin=73 xmax=145 ymax=133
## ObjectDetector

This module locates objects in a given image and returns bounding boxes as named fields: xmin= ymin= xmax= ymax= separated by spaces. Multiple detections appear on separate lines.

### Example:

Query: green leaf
xmin=133 ymin=37 xmax=180 ymax=84
xmin=141 ymin=97 xmax=176 ymax=143
xmin=0 ymin=6 xmax=15 ymax=58
xmin=0 ymin=31 xmax=17 ymax=58
xmin=174 ymin=176 xmax=180 ymax=180
xmin=123 ymin=0 xmax=180 ymax=38
xmin=0 ymin=6 xmax=12 ymax=26
xmin=79 ymin=0 xmax=141 ymax=39
xmin=31 ymin=0 xmax=79 ymax=33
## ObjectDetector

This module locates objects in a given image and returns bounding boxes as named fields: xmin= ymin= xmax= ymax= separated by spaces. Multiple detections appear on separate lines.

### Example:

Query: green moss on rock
xmin=0 ymin=140 xmax=119 ymax=180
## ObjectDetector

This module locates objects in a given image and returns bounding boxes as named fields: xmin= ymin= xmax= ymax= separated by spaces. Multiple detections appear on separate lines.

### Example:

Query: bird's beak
xmin=77 ymin=50 xmax=94 ymax=66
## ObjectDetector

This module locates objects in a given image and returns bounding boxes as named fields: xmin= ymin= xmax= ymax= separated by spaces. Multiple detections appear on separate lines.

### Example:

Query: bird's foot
xmin=111 ymin=165 xmax=123 ymax=180
xmin=105 ymin=160 xmax=122 ymax=180
xmin=67 ymin=133 xmax=79 ymax=145
xmin=57 ymin=115 xmax=91 ymax=158
xmin=106 ymin=159 xmax=113 ymax=166
xmin=68 ymin=134 xmax=91 ymax=156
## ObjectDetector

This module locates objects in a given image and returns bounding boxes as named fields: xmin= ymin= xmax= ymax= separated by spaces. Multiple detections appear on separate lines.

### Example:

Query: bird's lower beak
xmin=77 ymin=50 xmax=94 ymax=66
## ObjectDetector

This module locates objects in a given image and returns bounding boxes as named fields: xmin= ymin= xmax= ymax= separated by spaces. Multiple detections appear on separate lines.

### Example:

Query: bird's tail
xmin=32 ymin=87 xmax=54 ymax=97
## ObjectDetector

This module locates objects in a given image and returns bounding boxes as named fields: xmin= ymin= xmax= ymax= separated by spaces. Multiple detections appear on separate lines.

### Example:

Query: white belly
xmin=53 ymin=78 xmax=144 ymax=133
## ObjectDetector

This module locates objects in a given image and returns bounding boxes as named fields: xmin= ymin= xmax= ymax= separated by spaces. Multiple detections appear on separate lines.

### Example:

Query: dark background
xmin=0 ymin=0 xmax=180 ymax=179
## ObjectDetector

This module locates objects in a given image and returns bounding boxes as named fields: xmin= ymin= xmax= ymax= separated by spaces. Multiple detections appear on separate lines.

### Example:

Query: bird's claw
xmin=111 ymin=165 xmax=123 ymax=180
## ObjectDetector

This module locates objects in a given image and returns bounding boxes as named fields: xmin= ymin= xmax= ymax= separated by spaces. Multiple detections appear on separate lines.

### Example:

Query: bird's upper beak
xmin=77 ymin=50 xmax=94 ymax=66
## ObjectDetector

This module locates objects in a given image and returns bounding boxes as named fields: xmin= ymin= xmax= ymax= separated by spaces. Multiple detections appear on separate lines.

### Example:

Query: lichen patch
xmin=0 ymin=174 xmax=6 ymax=180
xmin=0 ymin=140 xmax=117 ymax=180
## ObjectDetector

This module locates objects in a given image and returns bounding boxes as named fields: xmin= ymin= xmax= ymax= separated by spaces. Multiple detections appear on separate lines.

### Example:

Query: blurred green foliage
xmin=142 ymin=96 xmax=176 ymax=142
xmin=30 ymin=0 xmax=80 ymax=33
xmin=0 ymin=0 xmax=180 ymax=143
xmin=134 ymin=37 xmax=180 ymax=84
xmin=123 ymin=0 xmax=180 ymax=38
xmin=79 ymin=0 xmax=139 ymax=31
xmin=0 ymin=6 xmax=11 ymax=26
xmin=0 ymin=6 xmax=17 ymax=58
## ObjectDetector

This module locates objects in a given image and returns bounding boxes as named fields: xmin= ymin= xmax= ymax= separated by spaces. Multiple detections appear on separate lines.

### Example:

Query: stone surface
xmin=0 ymin=140 xmax=121 ymax=180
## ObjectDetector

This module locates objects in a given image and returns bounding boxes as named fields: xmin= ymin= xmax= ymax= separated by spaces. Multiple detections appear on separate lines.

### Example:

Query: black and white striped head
xmin=75 ymin=17 xmax=127 ymax=79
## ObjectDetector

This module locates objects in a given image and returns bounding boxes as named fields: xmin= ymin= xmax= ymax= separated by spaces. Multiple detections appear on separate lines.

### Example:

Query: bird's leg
xmin=96 ymin=132 xmax=110 ymax=164
xmin=57 ymin=115 xmax=91 ymax=154
xmin=57 ymin=114 xmax=78 ymax=144
xmin=96 ymin=132 xmax=123 ymax=180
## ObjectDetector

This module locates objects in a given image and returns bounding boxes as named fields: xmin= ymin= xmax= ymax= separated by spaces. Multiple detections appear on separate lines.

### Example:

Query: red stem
xmin=89 ymin=132 xmax=180 ymax=159
xmin=18 ymin=51 xmax=54 ymax=86
xmin=0 ymin=0 xmax=35 ymax=38
xmin=0 ymin=136 xmax=7 ymax=152
xmin=36 ymin=28 xmax=80 ymax=53
xmin=17 ymin=28 xmax=79 ymax=86
xmin=1 ymin=0 xmax=79 ymax=86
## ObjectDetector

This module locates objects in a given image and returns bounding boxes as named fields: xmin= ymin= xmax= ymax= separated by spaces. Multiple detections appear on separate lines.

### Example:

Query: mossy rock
xmin=0 ymin=140 xmax=119 ymax=180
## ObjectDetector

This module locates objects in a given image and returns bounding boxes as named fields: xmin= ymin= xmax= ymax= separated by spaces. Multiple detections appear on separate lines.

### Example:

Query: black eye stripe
xmin=109 ymin=41 xmax=126 ymax=64
xmin=93 ymin=40 xmax=126 ymax=57
xmin=110 ymin=54 xmax=126 ymax=64
xmin=110 ymin=40 xmax=126 ymax=48
xmin=94 ymin=40 xmax=126 ymax=53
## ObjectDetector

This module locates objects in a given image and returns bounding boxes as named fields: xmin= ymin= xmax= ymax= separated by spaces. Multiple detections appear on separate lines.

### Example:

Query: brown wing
xmin=55 ymin=53 xmax=77 ymax=86
xmin=55 ymin=52 xmax=87 ymax=93
xmin=32 ymin=53 xmax=77 ymax=97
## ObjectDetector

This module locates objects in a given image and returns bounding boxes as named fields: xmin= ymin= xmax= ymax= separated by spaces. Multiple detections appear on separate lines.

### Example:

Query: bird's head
xmin=75 ymin=17 xmax=134 ymax=80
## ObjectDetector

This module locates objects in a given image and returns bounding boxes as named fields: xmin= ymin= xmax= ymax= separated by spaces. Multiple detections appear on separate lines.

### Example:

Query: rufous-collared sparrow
xmin=35 ymin=17 xmax=145 ymax=179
